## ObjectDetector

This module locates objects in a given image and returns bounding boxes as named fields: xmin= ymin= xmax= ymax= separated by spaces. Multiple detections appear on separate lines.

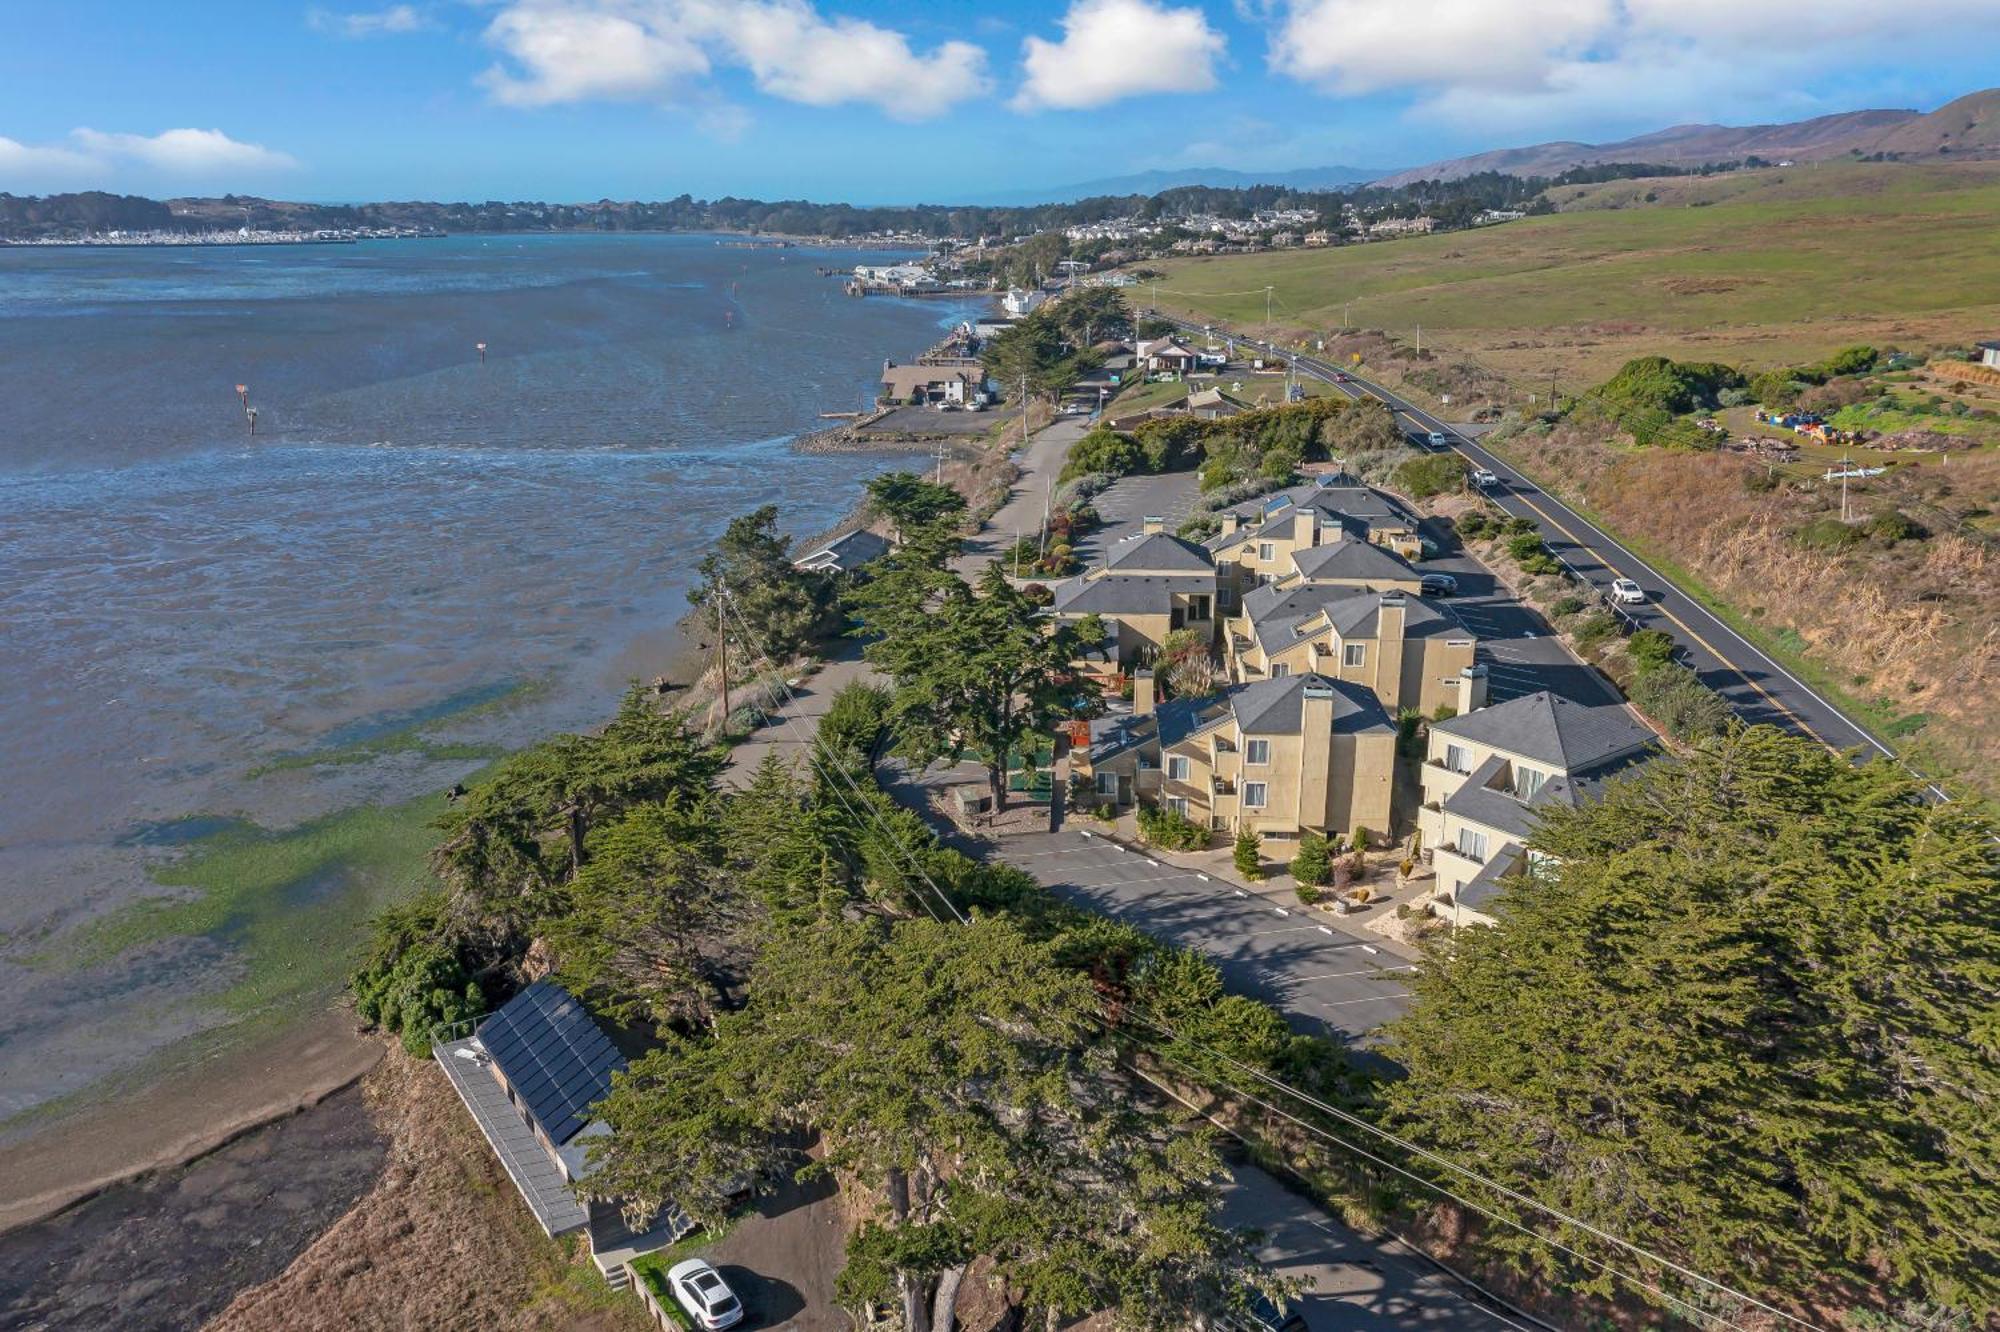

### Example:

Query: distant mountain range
xmin=1376 ymin=87 xmax=2000 ymax=186
xmin=977 ymin=164 xmax=1388 ymax=205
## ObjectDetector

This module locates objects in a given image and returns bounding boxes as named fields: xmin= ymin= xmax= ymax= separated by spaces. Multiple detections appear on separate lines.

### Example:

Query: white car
xmin=1610 ymin=578 xmax=1647 ymax=605
xmin=668 ymin=1259 xmax=745 ymax=1330
xmin=1427 ymin=430 xmax=1449 ymax=447
xmin=1470 ymin=468 xmax=1499 ymax=488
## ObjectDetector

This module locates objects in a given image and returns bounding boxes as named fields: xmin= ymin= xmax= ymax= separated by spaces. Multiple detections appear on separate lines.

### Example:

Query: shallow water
xmin=0 ymin=234 xmax=977 ymax=1120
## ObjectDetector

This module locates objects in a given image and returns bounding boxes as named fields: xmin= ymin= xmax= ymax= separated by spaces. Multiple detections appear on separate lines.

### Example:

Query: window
xmin=1217 ymin=587 xmax=1235 ymax=611
xmin=1444 ymin=743 xmax=1471 ymax=774
xmin=1257 ymin=542 xmax=1275 ymax=562
xmin=1096 ymin=771 xmax=1117 ymax=796
xmin=1166 ymin=755 xmax=1189 ymax=781
xmin=1456 ymin=828 xmax=1488 ymax=862
xmin=1243 ymin=781 xmax=1268 ymax=808
xmin=1514 ymin=766 xmax=1548 ymax=800
xmin=1245 ymin=739 xmax=1271 ymax=765
xmin=1269 ymin=663 xmax=1288 ymax=678
xmin=1166 ymin=796 xmax=1189 ymax=816
xmin=1342 ymin=642 xmax=1366 ymax=668
xmin=1186 ymin=595 xmax=1211 ymax=622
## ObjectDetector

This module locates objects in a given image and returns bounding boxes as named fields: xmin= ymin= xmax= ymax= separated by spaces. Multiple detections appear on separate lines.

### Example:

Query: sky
xmin=1 ymin=0 xmax=1997 ymax=205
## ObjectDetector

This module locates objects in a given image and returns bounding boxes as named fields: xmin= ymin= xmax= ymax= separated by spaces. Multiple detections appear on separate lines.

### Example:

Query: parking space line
xmin=1321 ymin=993 xmax=1409 ymax=1008
xmin=1290 ymin=966 xmax=1417 ymax=981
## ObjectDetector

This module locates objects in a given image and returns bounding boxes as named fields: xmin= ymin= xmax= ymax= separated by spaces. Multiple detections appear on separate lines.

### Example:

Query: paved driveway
xmin=1221 ymin=1165 xmax=1538 ymax=1332
xmin=964 ymin=824 xmax=1415 ymax=1044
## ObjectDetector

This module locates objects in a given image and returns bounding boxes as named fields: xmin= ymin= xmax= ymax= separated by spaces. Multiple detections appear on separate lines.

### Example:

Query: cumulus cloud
xmin=1015 ymin=0 xmax=1226 ymax=111
xmin=478 ymin=0 xmax=989 ymax=119
xmin=0 ymin=128 xmax=297 ymax=186
xmin=1269 ymin=0 xmax=2000 ymax=126
xmin=307 ymin=5 xmax=427 ymax=38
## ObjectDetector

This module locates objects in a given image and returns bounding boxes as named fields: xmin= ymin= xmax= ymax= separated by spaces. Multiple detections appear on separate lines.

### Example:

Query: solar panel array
xmin=478 ymin=980 xmax=626 ymax=1146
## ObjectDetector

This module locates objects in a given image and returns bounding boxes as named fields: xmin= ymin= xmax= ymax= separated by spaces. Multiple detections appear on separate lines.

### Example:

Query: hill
xmin=1139 ymin=161 xmax=2000 ymax=386
xmin=976 ymin=164 xmax=1387 ymax=205
xmin=1373 ymin=89 xmax=2000 ymax=185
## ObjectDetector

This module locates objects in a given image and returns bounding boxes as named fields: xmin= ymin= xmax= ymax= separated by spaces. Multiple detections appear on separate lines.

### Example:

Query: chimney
xmin=1374 ymin=593 xmax=1407 ymax=710
xmin=1142 ymin=515 xmax=1164 ymax=535
xmin=1298 ymin=679 xmax=1336 ymax=829
xmin=1454 ymin=665 xmax=1489 ymax=716
xmin=1220 ymin=512 xmax=1241 ymax=538
xmin=1132 ymin=669 xmax=1155 ymax=719
xmin=1292 ymin=507 xmax=1317 ymax=549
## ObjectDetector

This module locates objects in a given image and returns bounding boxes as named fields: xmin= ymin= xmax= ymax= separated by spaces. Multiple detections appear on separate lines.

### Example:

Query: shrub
xmin=1628 ymin=661 xmax=1733 ymax=740
xmin=1864 ymin=509 xmax=1925 ymax=543
xmin=1550 ymin=594 xmax=1587 ymax=618
xmin=1627 ymin=629 xmax=1676 ymax=669
xmin=1506 ymin=531 xmax=1547 ymax=563
xmin=1571 ymin=611 xmax=1620 ymax=653
xmin=1136 ymin=802 xmax=1210 ymax=852
xmin=1504 ymin=516 xmax=1539 ymax=536
xmin=1295 ymin=880 xmax=1323 ymax=906
xmin=1290 ymin=832 xmax=1331 ymax=887
xmin=1743 ymin=467 xmax=1781 ymax=494
xmin=1233 ymin=829 xmax=1264 ymax=881
xmin=1455 ymin=512 xmax=1494 ymax=540
xmin=1059 ymin=426 xmax=1144 ymax=483
xmin=1394 ymin=453 xmax=1469 ymax=500
xmin=1794 ymin=517 xmax=1864 ymax=552
xmin=351 ymin=891 xmax=486 ymax=1057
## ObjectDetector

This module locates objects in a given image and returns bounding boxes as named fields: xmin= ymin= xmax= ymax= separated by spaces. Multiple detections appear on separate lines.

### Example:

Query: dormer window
xmin=1513 ymin=766 xmax=1547 ymax=800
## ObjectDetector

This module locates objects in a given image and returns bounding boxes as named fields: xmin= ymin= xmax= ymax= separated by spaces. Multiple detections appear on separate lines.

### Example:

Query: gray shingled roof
xmin=1242 ymin=586 xmax=1465 ymax=653
xmin=1207 ymin=483 xmax=1417 ymax=549
xmin=1051 ymin=572 xmax=1180 ymax=616
xmin=1103 ymin=531 xmax=1214 ymax=574
xmin=1431 ymin=691 xmax=1654 ymax=771
xmin=1230 ymin=673 xmax=1394 ymax=736
xmin=1455 ymin=842 xmax=1526 ymax=911
xmin=1442 ymin=744 xmax=1660 ymax=842
xmin=1289 ymin=539 xmax=1418 ymax=585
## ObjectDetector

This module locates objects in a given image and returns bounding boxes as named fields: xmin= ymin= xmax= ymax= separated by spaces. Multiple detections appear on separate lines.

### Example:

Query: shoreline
xmin=0 ymin=298 xmax=964 ymax=1236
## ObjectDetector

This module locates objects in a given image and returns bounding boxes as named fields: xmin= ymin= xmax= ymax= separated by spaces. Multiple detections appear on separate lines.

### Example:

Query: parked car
xmin=1610 ymin=577 xmax=1647 ymax=605
xmin=1246 ymin=1290 xmax=1308 ymax=1332
xmin=1419 ymin=572 xmax=1458 ymax=597
xmin=1470 ymin=468 xmax=1499 ymax=488
xmin=1426 ymin=430 xmax=1449 ymax=446
xmin=1060 ymin=402 xmax=1091 ymax=415
xmin=667 ymin=1260 xmax=745 ymax=1330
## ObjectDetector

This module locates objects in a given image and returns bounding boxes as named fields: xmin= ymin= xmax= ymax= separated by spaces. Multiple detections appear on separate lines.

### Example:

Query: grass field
xmin=1141 ymin=162 xmax=2000 ymax=386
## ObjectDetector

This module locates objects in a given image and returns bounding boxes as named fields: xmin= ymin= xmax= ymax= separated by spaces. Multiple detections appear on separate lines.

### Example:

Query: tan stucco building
xmin=1206 ymin=482 xmax=1425 ymax=599
xmin=1417 ymin=690 xmax=1657 ymax=925
xmin=1047 ymin=521 xmax=1217 ymax=666
xmin=1078 ymin=670 xmax=1397 ymax=850
xmin=1226 ymin=584 xmax=1477 ymax=718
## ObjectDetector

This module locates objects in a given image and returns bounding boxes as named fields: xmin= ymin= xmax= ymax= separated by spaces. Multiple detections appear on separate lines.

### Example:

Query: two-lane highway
xmin=1165 ymin=315 xmax=1903 ymax=771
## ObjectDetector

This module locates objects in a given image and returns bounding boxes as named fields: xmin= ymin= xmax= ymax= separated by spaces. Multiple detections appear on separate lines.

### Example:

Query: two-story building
xmin=1225 ymin=583 xmax=1477 ymax=718
xmin=1417 ymin=691 xmax=1658 ymax=925
xmin=1046 ymin=520 xmax=1217 ymax=666
xmin=1078 ymin=669 xmax=1397 ymax=850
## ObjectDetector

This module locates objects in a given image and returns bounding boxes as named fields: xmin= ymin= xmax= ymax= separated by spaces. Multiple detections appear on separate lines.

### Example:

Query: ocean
xmin=0 ymin=233 xmax=980 ymax=1122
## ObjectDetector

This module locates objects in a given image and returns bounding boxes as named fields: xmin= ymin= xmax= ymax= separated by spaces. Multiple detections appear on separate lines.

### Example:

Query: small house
xmin=1979 ymin=340 xmax=2000 ymax=370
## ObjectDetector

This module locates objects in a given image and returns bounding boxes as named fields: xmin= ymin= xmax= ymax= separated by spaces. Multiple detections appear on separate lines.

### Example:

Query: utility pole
xmin=932 ymin=441 xmax=949 ymax=486
xmin=714 ymin=579 xmax=731 ymax=731
xmin=1020 ymin=370 xmax=1029 ymax=453
xmin=1039 ymin=474 xmax=1053 ymax=562
xmin=1414 ymin=323 xmax=1421 ymax=356
xmin=1264 ymin=285 xmax=1274 ymax=333
xmin=1840 ymin=451 xmax=1852 ymax=523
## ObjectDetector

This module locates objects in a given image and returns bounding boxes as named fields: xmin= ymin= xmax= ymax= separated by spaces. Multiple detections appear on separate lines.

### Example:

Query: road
xmin=1165 ymin=315 xmax=1905 ymax=774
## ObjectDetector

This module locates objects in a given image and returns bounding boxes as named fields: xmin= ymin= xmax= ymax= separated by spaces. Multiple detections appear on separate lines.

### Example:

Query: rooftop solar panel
xmin=478 ymin=980 xmax=625 ymax=1145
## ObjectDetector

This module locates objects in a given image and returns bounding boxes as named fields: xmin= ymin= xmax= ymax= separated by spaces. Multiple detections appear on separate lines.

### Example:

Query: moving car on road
xmin=668 ymin=1259 xmax=745 ymax=1330
xmin=1427 ymin=430 xmax=1449 ymax=446
xmin=1470 ymin=467 xmax=1499 ymax=488
xmin=1610 ymin=577 xmax=1647 ymax=605
xmin=1419 ymin=572 xmax=1459 ymax=597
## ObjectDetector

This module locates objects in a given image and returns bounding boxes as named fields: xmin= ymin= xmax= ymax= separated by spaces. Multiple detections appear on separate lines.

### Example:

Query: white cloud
xmin=1272 ymin=0 xmax=1612 ymax=96
xmin=307 ymin=5 xmax=427 ymax=38
xmin=67 ymin=128 xmax=298 ymax=174
xmin=1269 ymin=0 xmax=2000 ymax=127
xmin=1 ymin=128 xmax=297 ymax=186
xmin=1015 ymin=0 xmax=1226 ymax=111
xmin=478 ymin=0 xmax=988 ymax=119
xmin=479 ymin=3 xmax=709 ymax=107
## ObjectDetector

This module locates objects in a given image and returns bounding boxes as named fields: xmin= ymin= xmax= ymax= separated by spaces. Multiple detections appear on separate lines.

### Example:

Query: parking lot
xmin=997 ymin=827 xmax=1416 ymax=1043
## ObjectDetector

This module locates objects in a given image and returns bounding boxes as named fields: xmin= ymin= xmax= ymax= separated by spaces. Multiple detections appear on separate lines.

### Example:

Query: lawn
xmin=1140 ymin=162 xmax=2000 ymax=385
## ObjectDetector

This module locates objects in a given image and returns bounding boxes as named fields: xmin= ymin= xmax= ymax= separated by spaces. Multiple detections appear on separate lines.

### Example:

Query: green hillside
xmin=1140 ymin=162 xmax=2000 ymax=384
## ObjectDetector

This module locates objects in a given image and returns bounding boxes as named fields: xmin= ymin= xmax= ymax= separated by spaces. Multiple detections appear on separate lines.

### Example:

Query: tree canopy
xmin=1383 ymin=725 xmax=2000 ymax=1316
xmin=690 ymin=504 xmax=832 ymax=662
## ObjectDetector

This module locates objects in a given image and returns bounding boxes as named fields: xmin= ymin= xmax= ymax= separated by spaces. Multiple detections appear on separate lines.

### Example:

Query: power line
xmin=1101 ymin=1012 xmax=1750 ymax=1332
xmin=1114 ymin=1002 xmax=1827 ymax=1332
xmin=712 ymin=586 xmax=970 ymax=926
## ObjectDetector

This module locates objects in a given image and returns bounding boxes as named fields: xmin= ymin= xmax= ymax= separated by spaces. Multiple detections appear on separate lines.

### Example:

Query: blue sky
xmin=2 ymin=0 xmax=1996 ymax=204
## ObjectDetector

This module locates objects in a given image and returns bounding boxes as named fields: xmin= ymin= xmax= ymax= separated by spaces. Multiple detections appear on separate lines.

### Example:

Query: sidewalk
xmin=954 ymin=413 xmax=1095 ymax=578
